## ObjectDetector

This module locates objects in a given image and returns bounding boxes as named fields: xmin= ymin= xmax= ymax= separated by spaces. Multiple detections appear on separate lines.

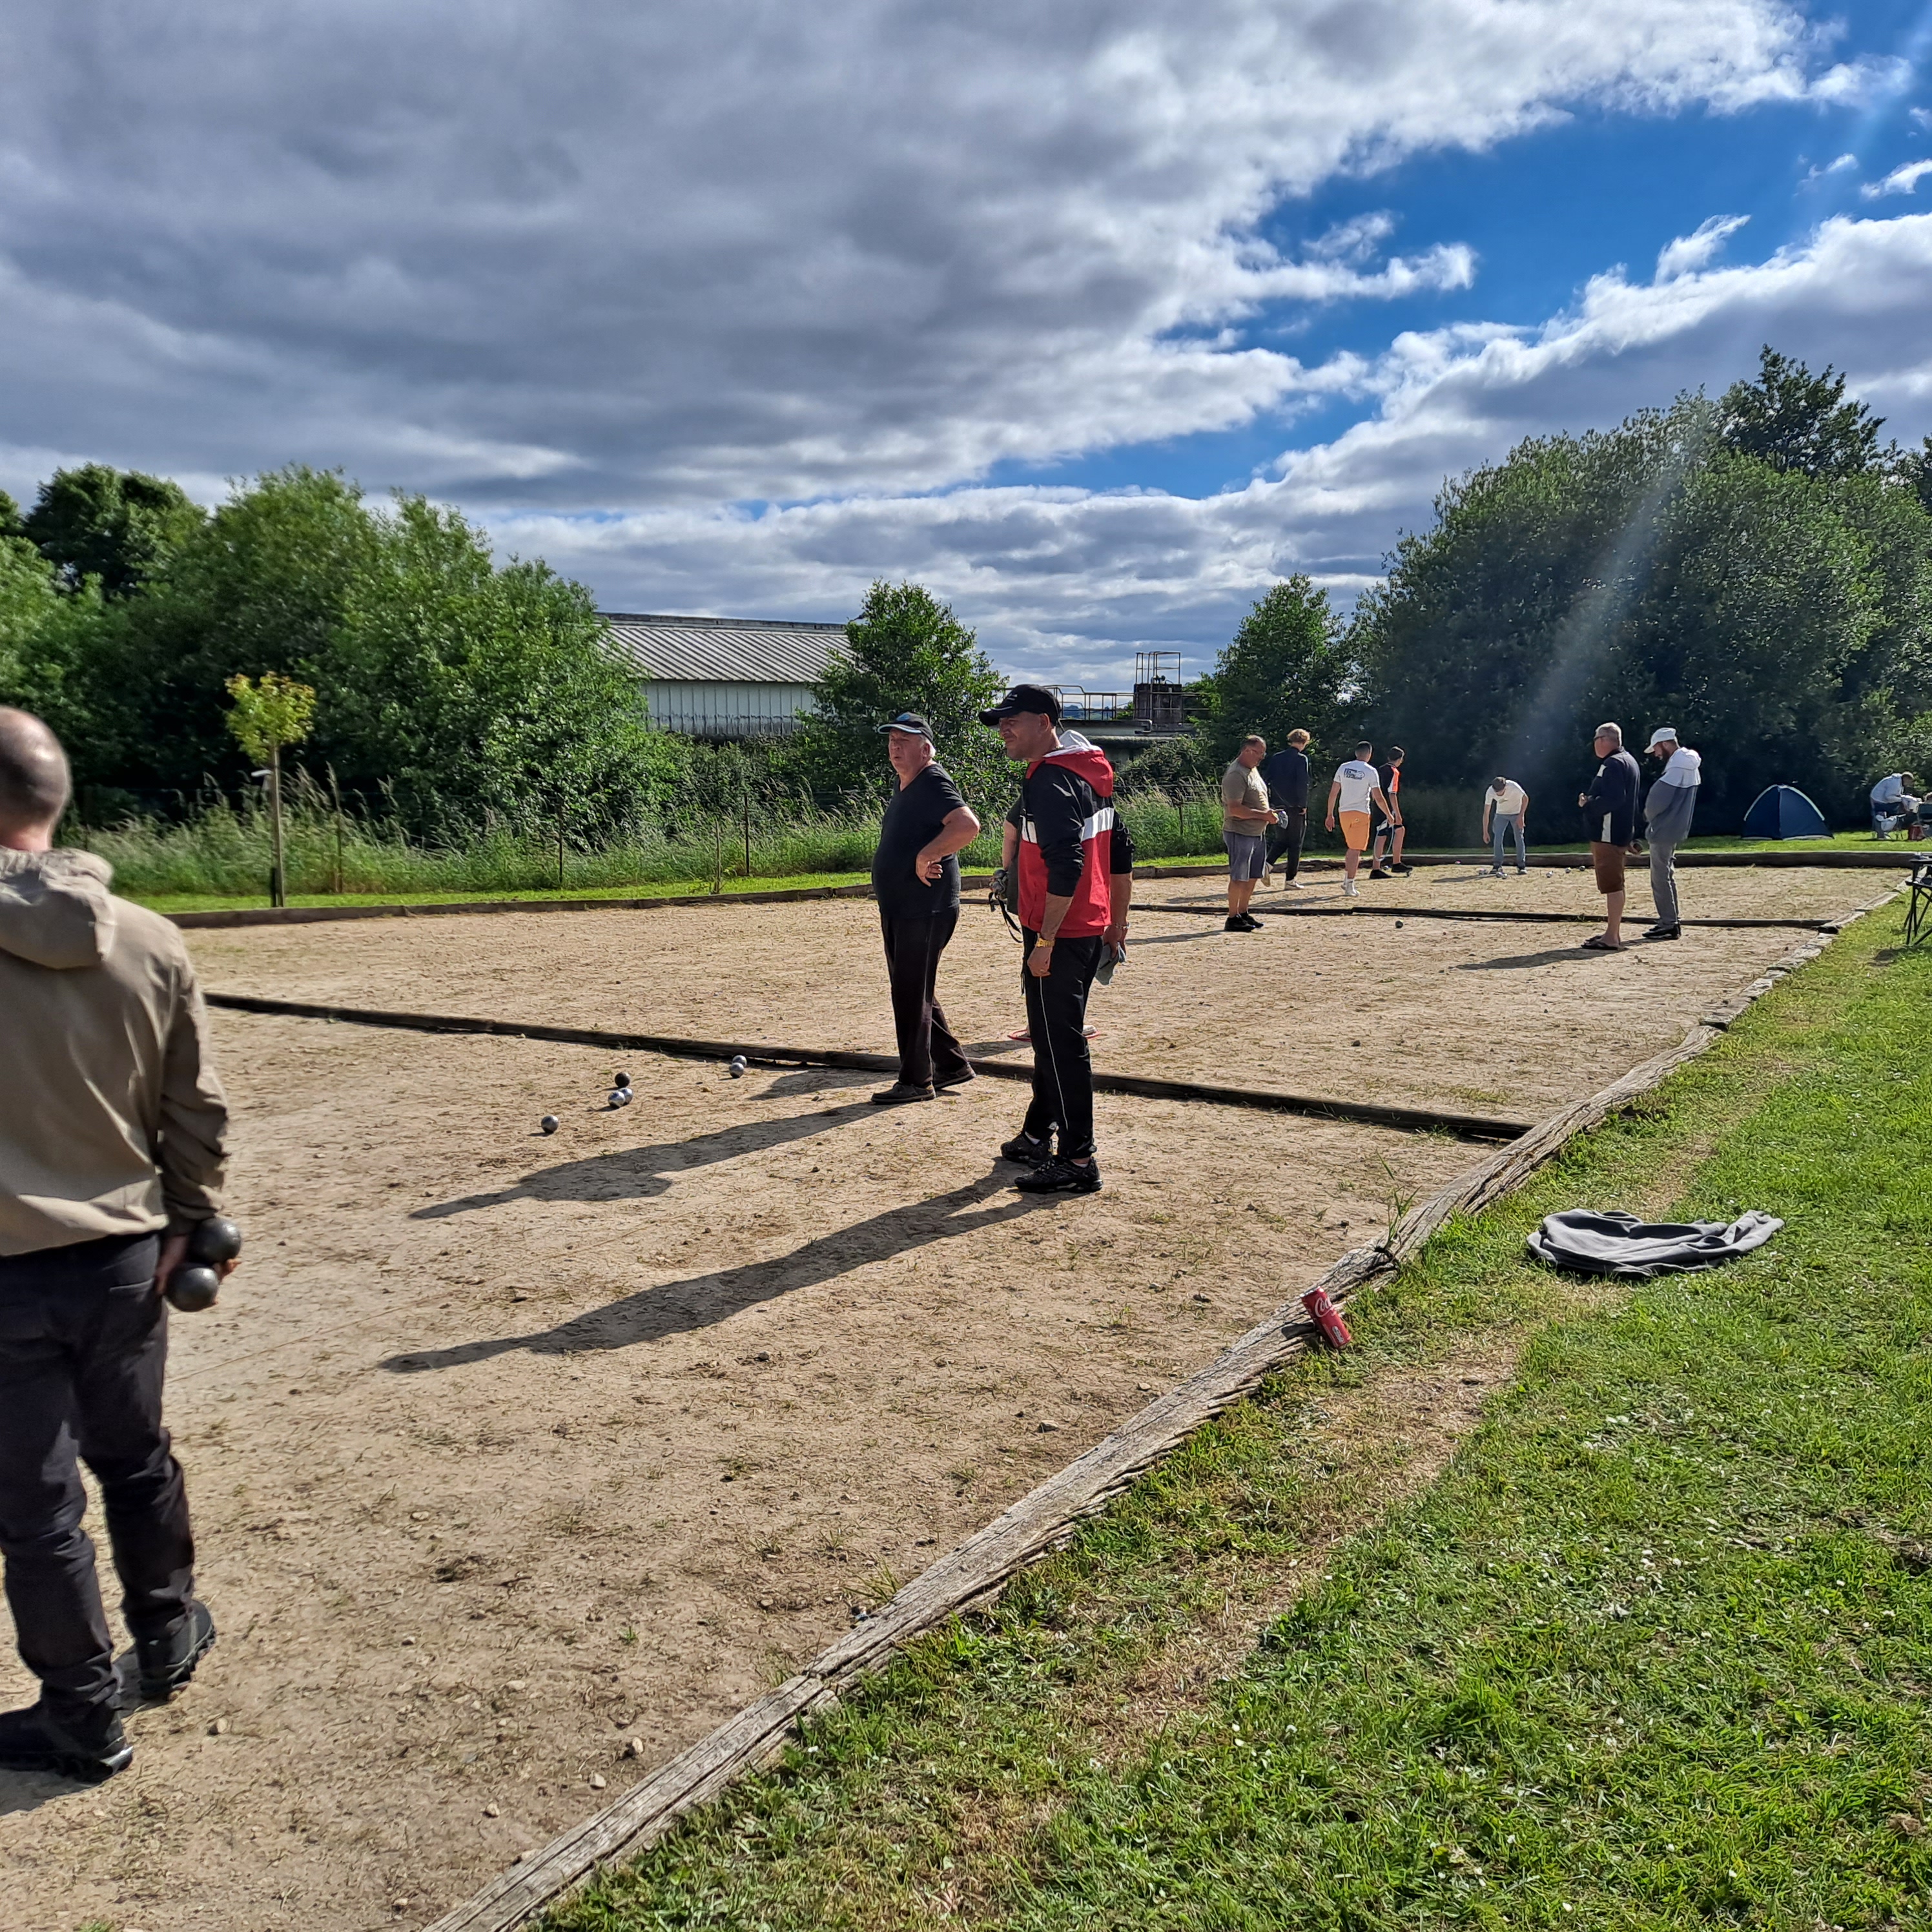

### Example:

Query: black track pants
xmin=880 ymin=909 xmax=971 ymax=1089
xmin=0 ymin=1233 xmax=196 ymax=1719
xmin=1266 ymin=807 xmax=1307 ymax=879
xmin=1020 ymin=930 xmax=1104 ymax=1160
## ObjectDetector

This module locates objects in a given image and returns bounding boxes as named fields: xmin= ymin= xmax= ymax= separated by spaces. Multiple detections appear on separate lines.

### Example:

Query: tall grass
xmin=73 ymin=784 xmax=1269 ymax=902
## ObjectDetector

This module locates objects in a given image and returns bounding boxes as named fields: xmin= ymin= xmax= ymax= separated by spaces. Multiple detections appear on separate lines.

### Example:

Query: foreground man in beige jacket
xmin=0 ymin=708 xmax=232 ymax=1783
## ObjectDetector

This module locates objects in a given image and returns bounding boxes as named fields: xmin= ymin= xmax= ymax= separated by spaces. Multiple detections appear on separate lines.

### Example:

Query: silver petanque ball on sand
xmin=540 ymin=1115 xmax=560 ymax=1135
xmin=728 ymin=1055 xmax=748 ymax=1079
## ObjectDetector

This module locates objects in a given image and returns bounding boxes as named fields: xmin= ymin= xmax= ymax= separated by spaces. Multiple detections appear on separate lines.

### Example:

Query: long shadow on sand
xmin=413 ymin=1100 xmax=874 ymax=1217
xmin=1455 ymin=944 xmax=1603 ymax=972
xmin=382 ymin=1169 xmax=1049 ymax=1370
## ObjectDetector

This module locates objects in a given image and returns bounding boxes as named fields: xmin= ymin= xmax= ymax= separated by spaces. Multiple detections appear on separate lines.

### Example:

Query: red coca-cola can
xmin=1301 ymin=1286 xmax=1352 ymax=1350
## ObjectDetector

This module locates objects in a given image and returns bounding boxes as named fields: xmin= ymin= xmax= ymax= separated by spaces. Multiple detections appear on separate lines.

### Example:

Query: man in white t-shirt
xmin=1480 ymin=776 xmax=1529 ymax=876
xmin=1323 ymin=741 xmax=1393 ymax=898
xmin=1871 ymin=771 xmax=1920 ymax=834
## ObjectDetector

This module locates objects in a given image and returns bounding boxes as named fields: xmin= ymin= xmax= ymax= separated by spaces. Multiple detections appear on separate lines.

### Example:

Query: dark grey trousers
xmin=0 ymin=1233 xmax=195 ymax=1718
xmin=1649 ymin=835 xmax=1682 ymax=928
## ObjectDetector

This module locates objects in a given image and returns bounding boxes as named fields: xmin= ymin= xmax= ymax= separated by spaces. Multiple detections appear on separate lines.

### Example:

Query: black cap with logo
xmin=977 ymin=684 xmax=1062 ymax=726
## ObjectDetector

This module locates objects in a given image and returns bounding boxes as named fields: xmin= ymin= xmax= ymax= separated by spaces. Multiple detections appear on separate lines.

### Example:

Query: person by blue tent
xmin=1741 ymin=785 xmax=1829 ymax=841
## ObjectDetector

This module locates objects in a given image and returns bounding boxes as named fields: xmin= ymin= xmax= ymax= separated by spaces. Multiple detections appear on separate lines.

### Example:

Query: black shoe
xmin=1368 ymin=868 xmax=1392 ymax=880
xmin=999 ymin=1131 xmax=1055 ymax=1166
xmin=1224 ymin=916 xmax=1246 ymax=932
xmin=1014 ymin=1156 xmax=1103 ymax=1195
xmin=136 ymin=1599 xmax=217 ymax=1702
xmin=1238 ymin=913 xmax=1263 ymax=930
xmin=870 ymin=1082 xmax=936 ymax=1106
xmin=1644 ymin=924 xmax=1682 ymax=941
xmin=932 ymin=1067 xmax=975 ymax=1092
xmin=1393 ymin=861 xmax=1412 ymax=874
xmin=0 ymin=1701 xmax=132 ymax=1783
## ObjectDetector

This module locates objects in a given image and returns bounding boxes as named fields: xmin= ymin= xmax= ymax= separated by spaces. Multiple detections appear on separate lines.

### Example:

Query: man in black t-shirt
xmin=869 ymin=712 xmax=983 ymax=1104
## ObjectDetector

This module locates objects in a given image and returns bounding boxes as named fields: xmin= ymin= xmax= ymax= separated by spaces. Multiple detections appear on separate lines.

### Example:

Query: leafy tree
xmin=0 ymin=535 xmax=105 ymax=759
xmin=81 ymin=467 xmax=682 ymax=832
xmin=1197 ymin=576 xmax=1357 ymax=767
xmin=1719 ymin=346 xmax=1884 ymax=481
xmin=1897 ymin=438 xmax=1932 ymax=520
xmin=0 ymin=490 xmax=21 ymax=540
xmin=23 ymin=464 xmax=205 ymax=597
xmin=1351 ymin=376 xmax=1929 ymax=828
xmin=225 ymin=672 xmax=318 ymax=905
xmin=790 ymin=580 xmax=1007 ymax=808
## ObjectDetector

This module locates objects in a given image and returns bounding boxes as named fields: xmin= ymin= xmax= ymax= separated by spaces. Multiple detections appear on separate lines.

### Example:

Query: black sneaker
xmin=932 ymin=1067 xmax=976 ymax=1092
xmin=136 ymin=1599 xmax=217 ymax=1702
xmin=1224 ymin=916 xmax=1248 ymax=932
xmin=1014 ymin=1157 xmax=1102 ymax=1195
xmin=999 ymin=1131 xmax=1054 ymax=1166
xmin=0 ymin=1701 xmax=132 ymax=1783
xmin=1643 ymin=924 xmax=1682 ymax=941
xmin=1392 ymin=861 xmax=1412 ymax=874
xmin=1368 ymin=867 xmax=1392 ymax=881
xmin=870 ymin=1082 xmax=936 ymax=1106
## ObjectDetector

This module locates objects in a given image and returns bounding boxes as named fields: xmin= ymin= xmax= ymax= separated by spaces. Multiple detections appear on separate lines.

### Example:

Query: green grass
xmin=540 ymin=905 xmax=1932 ymax=1931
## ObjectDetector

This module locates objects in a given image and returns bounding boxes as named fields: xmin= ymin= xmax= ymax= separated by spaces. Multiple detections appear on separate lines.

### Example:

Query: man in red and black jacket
xmin=980 ymin=684 xmax=1127 ymax=1195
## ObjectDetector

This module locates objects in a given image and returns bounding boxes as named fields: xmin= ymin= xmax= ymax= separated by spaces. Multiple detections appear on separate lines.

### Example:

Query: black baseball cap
xmin=978 ymin=683 xmax=1062 ymax=726
xmin=876 ymin=712 xmax=934 ymax=739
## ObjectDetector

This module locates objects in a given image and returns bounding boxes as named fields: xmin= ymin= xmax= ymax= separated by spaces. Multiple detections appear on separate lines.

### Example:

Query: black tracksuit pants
xmin=1021 ymin=930 xmax=1104 ymax=1160
xmin=0 ymin=1233 xmax=196 ymax=1720
xmin=1266 ymin=807 xmax=1307 ymax=878
xmin=880 ymin=909 xmax=971 ymax=1089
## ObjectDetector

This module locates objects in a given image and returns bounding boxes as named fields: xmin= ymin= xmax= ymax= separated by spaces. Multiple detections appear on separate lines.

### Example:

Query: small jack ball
xmin=540 ymin=1115 xmax=560 ymax=1135
xmin=1395 ymin=920 xmax=1404 ymax=928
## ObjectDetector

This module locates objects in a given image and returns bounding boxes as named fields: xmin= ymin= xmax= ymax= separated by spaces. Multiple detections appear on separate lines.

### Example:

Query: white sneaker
xmin=1342 ymin=879 xmax=1359 ymax=898
xmin=1284 ymin=879 xmax=1304 ymax=891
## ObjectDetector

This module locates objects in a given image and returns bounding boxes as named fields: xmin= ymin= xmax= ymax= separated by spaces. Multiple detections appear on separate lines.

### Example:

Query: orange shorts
xmin=1339 ymin=810 xmax=1372 ymax=852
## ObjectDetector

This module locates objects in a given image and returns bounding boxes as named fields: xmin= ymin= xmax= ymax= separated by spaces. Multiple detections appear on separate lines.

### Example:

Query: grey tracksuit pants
xmin=1649 ymin=836 xmax=1681 ymax=929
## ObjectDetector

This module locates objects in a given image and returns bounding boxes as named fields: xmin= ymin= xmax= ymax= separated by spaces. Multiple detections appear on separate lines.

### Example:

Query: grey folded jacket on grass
xmin=1526 ymin=1208 xmax=1783 ymax=1279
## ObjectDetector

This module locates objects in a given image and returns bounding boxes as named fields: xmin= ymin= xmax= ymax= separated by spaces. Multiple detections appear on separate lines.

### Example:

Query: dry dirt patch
xmin=0 ymin=1012 xmax=1473 ymax=1931
xmin=181 ymin=865 xmax=1867 ymax=1122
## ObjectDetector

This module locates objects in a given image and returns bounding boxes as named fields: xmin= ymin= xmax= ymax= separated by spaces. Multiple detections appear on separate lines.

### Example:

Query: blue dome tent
xmin=1741 ymin=785 xmax=1829 ymax=840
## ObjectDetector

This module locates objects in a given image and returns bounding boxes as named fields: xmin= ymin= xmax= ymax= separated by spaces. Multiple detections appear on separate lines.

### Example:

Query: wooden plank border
xmin=402 ymin=884 xmax=1893 ymax=1931
xmin=1131 ymin=902 xmax=1833 ymax=931
xmin=202 ymin=993 xmax=1532 ymax=1140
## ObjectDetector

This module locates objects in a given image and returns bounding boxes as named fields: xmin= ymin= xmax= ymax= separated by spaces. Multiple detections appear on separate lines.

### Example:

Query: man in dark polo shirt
xmin=1259 ymin=728 xmax=1310 ymax=888
xmin=870 ymin=712 xmax=982 ymax=1105
xmin=1577 ymin=721 xmax=1641 ymax=951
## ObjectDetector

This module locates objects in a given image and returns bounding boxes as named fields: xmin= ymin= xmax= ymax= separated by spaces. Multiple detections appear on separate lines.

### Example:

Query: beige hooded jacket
xmin=0 ymin=848 xmax=228 ymax=1256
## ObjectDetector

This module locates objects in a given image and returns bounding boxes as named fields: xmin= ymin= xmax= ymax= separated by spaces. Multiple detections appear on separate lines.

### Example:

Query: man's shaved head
xmin=0 ymin=708 xmax=72 ymax=836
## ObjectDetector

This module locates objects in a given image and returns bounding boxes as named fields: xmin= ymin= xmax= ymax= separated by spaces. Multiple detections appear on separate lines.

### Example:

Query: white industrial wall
xmin=640 ymin=681 xmax=819 ymax=738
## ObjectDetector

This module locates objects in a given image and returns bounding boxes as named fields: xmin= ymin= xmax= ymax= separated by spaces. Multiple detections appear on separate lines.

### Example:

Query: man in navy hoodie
xmin=980 ymin=686 xmax=1120 ymax=1195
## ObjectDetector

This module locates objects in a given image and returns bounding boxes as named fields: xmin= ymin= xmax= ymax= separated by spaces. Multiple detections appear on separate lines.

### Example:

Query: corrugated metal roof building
xmin=601 ymin=613 xmax=843 ymax=739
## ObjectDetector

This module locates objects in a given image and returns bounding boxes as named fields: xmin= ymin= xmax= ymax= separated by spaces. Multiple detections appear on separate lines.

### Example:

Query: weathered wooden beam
xmin=203 ymin=993 xmax=1532 ymax=1140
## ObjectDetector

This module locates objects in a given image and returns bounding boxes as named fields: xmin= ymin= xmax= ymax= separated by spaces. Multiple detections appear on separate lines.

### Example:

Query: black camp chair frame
xmin=1905 ymin=856 xmax=1932 ymax=951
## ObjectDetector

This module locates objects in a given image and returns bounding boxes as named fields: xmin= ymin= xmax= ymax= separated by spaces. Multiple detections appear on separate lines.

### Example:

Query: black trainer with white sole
xmin=1014 ymin=1157 xmax=1102 ymax=1195
xmin=999 ymin=1131 xmax=1055 ymax=1166
xmin=0 ymin=1701 xmax=133 ymax=1783
xmin=136 ymin=1599 xmax=217 ymax=1702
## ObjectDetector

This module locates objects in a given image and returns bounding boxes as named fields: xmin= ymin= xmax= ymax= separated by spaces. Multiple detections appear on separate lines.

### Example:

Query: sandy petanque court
xmin=0 ymin=864 xmax=1891 ymax=1929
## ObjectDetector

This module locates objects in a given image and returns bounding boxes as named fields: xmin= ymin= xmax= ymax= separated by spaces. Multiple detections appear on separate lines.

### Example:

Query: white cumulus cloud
xmin=1654 ymin=214 xmax=1751 ymax=280
xmin=1863 ymin=158 xmax=1932 ymax=198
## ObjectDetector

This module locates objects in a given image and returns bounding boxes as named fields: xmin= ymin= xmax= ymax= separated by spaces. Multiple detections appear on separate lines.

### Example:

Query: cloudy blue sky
xmin=5 ymin=1 xmax=1932 ymax=683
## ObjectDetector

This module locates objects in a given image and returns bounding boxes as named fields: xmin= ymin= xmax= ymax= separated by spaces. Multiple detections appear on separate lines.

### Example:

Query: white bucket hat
xmin=1645 ymin=726 xmax=1679 ymax=751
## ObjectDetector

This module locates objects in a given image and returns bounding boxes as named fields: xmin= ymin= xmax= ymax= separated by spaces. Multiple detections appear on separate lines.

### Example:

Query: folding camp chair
xmin=1904 ymin=855 xmax=1932 ymax=950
